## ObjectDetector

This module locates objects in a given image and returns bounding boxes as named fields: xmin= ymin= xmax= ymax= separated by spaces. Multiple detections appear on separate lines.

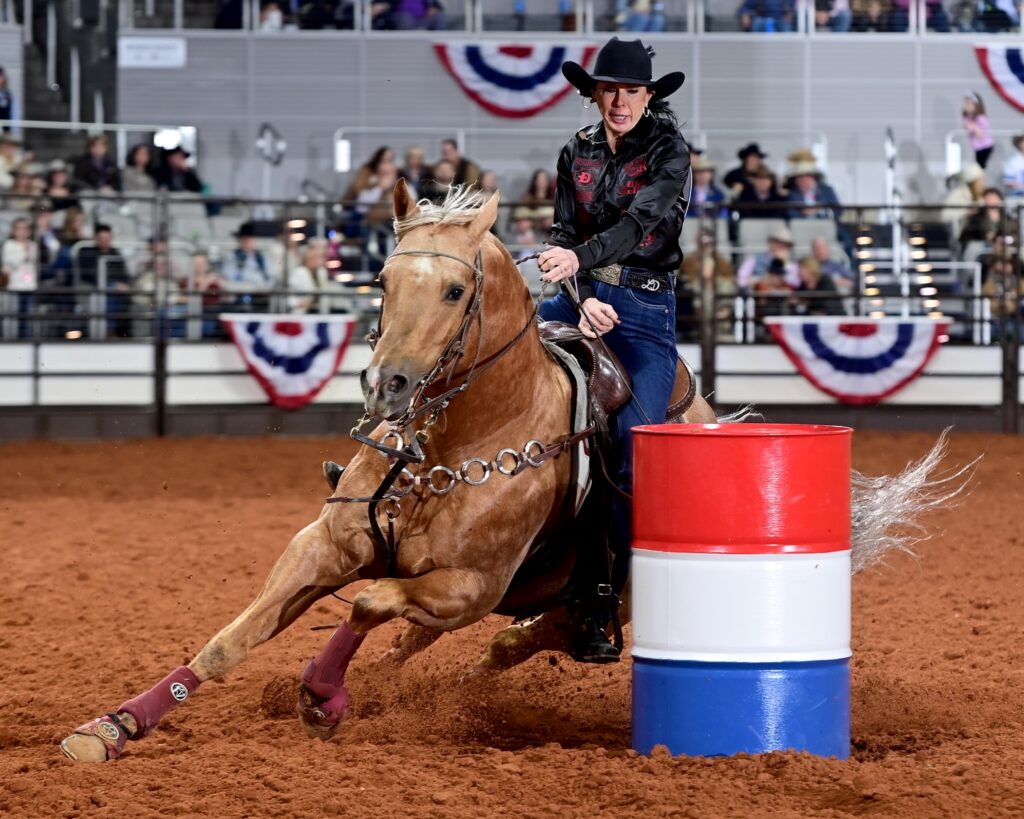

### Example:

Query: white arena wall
xmin=116 ymin=31 xmax=1020 ymax=204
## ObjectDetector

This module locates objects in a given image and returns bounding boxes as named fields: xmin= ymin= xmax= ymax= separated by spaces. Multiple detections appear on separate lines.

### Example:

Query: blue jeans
xmin=539 ymin=280 xmax=677 ymax=572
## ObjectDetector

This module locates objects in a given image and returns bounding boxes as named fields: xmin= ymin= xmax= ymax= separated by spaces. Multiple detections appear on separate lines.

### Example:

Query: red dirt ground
xmin=0 ymin=430 xmax=1022 ymax=818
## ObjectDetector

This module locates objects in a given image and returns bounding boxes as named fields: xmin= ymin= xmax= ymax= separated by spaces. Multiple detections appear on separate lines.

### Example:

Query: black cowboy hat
xmin=562 ymin=37 xmax=685 ymax=100
xmin=738 ymin=142 xmax=768 ymax=160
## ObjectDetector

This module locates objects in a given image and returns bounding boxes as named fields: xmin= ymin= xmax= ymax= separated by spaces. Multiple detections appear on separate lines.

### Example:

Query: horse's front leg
xmin=60 ymin=519 xmax=367 ymax=763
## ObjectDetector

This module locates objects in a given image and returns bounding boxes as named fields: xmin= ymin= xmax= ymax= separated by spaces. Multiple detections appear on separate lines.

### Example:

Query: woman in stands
xmin=534 ymin=37 xmax=689 ymax=663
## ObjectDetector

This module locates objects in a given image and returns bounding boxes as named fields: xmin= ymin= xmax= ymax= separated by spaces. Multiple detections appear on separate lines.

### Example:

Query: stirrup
xmin=323 ymin=461 xmax=345 ymax=491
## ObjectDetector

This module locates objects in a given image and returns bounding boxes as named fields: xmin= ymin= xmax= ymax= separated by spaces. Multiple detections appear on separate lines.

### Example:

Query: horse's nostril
xmin=385 ymin=374 xmax=408 ymax=396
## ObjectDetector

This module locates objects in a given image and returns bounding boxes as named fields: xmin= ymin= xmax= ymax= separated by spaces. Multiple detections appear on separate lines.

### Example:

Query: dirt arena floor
xmin=0 ymin=429 xmax=1022 ymax=817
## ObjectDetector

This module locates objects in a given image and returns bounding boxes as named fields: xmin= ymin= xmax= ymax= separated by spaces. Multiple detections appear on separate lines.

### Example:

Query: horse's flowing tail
xmin=850 ymin=429 xmax=977 ymax=574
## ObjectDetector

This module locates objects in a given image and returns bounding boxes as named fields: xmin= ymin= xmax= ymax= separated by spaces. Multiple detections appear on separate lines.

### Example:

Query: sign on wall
xmin=118 ymin=37 xmax=188 ymax=69
xmin=434 ymin=43 xmax=597 ymax=118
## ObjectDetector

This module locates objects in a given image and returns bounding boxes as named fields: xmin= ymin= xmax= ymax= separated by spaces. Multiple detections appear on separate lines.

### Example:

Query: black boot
xmin=572 ymin=609 xmax=621 ymax=664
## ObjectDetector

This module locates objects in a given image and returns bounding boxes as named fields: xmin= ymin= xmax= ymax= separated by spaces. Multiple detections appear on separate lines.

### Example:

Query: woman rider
xmin=537 ymin=38 xmax=689 ymax=662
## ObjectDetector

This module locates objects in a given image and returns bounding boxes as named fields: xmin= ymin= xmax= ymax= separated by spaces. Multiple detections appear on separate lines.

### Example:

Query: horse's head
xmin=362 ymin=178 xmax=503 ymax=421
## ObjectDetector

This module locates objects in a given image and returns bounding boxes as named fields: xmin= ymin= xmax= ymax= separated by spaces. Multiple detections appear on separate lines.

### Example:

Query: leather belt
xmin=587 ymin=265 xmax=674 ymax=293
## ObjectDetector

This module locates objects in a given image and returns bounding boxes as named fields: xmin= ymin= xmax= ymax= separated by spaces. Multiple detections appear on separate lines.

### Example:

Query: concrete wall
xmin=116 ymin=30 xmax=1022 ymax=203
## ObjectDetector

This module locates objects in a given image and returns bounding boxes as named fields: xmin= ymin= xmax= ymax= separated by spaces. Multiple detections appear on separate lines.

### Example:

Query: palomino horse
xmin=60 ymin=182 xmax=963 ymax=763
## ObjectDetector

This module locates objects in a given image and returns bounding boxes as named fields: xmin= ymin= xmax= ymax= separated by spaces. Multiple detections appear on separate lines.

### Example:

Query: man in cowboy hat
xmin=152 ymin=146 xmax=204 ymax=194
xmin=1003 ymin=133 xmax=1024 ymax=202
xmin=784 ymin=148 xmax=842 ymax=220
xmin=534 ymin=37 xmax=688 ymax=663
xmin=691 ymin=155 xmax=726 ymax=215
xmin=723 ymin=142 xmax=769 ymax=197
xmin=733 ymin=164 xmax=787 ymax=219
xmin=737 ymin=225 xmax=800 ymax=288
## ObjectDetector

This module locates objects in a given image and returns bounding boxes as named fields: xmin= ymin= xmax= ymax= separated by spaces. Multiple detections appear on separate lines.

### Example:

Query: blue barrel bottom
xmin=632 ymin=657 xmax=850 ymax=759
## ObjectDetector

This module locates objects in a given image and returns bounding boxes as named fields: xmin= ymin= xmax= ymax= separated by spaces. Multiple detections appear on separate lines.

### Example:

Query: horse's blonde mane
xmin=394 ymin=185 xmax=487 ymax=234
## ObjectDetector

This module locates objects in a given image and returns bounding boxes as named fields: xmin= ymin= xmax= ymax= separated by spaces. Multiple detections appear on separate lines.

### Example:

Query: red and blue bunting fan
xmin=765 ymin=317 xmax=949 ymax=405
xmin=221 ymin=314 xmax=356 ymax=410
xmin=434 ymin=42 xmax=597 ymax=118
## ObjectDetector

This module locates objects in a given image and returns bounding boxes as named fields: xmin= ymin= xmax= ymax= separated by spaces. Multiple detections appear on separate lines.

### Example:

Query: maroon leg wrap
xmin=118 ymin=666 xmax=201 ymax=738
xmin=299 ymin=622 xmax=365 ymax=726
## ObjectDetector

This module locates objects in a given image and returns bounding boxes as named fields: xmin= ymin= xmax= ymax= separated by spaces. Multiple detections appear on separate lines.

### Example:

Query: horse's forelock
xmin=393 ymin=186 xmax=488 ymax=235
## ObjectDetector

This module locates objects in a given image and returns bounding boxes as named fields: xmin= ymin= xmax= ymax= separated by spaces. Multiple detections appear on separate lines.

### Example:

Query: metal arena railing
xmin=0 ymin=191 xmax=1020 ymax=429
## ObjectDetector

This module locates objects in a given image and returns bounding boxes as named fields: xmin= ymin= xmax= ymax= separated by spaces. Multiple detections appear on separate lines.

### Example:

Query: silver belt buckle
xmin=640 ymin=278 xmax=661 ymax=292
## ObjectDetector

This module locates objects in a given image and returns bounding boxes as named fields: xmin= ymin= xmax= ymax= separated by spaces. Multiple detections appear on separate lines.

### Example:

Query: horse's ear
xmin=393 ymin=178 xmax=418 ymax=235
xmin=467 ymin=190 xmax=500 ymax=246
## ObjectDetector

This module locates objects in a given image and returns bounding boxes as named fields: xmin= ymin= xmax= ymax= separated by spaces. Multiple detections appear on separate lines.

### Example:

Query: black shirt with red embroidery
xmin=549 ymin=114 xmax=690 ymax=301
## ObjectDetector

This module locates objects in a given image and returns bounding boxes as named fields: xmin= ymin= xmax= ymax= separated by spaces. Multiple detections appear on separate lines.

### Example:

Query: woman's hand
xmin=538 ymin=247 xmax=580 ymax=283
xmin=578 ymin=297 xmax=619 ymax=338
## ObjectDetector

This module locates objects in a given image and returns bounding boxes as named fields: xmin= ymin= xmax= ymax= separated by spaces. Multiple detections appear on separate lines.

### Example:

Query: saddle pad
xmin=542 ymin=340 xmax=593 ymax=517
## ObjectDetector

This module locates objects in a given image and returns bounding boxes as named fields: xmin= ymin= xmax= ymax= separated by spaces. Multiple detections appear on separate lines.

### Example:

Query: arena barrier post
xmin=631 ymin=423 xmax=852 ymax=758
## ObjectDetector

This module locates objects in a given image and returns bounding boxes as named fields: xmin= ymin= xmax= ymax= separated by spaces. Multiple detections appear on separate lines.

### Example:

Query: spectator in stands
xmin=1003 ymin=133 xmax=1024 ymax=203
xmin=754 ymin=257 xmax=794 ymax=317
xmin=258 ymin=1 xmax=286 ymax=30
xmin=0 ymin=135 xmax=22 ymax=190
xmin=398 ymin=146 xmax=427 ymax=198
xmin=287 ymin=239 xmax=351 ymax=314
xmin=76 ymin=224 xmax=129 ymax=288
xmin=46 ymin=160 xmax=77 ymax=211
xmin=961 ymin=92 xmax=994 ymax=169
xmin=615 ymin=0 xmax=666 ymax=31
xmin=981 ymin=242 xmax=1023 ymax=319
xmin=678 ymin=226 xmax=736 ymax=339
xmin=811 ymin=237 xmax=855 ymax=291
xmin=7 ymin=165 xmax=39 ymax=210
xmin=794 ymin=257 xmax=845 ymax=316
xmin=123 ymin=144 xmax=157 ymax=194
xmin=690 ymin=156 xmax=727 ymax=216
xmin=0 ymin=67 xmax=15 ymax=132
xmin=133 ymin=238 xmax=188 ymax=337
xmin=959 ymin=187 xmax=1008 ymax=245
xmin=738 ymin=0 xmax=796 ymax=31
xmin=941 ymin=162 xmax=986 ymax=223
xmin=188 ymin=252 xmax=227 ymax=338
xmin=815 ymin=0 xmax=853 ymax=29
xmin=785 ymin=149 xmax=842 ymax=219
xmin=345 ymin=146 xmax=397 ymax=201
xmin=723 ymin=143 xmax=768 ymax=198
xmin=152 ymin=147 xmax=204 ymax=194
xmin=889 ymin=0 xmax=950 ymax=31
xmin=343 ymin=146 xmax=399 ymax=237
xmin=479 ymin=170 xmax=499 ymax=201
xmin=510 ymin=210 xmax=538 ymax=248
xmin=421 ymin=159 xmax=455 ymax=206
xmin=738 ymin=226 xmax=800 ymax=288
xmin=955 ymin=0 xmax=1019 ymax=31
xmin=511 ymin=169 xmax=555 ymax=232
xmin=57 ymin=205 xmax=92 ymax=248
xmin=33 ymin=201 xmax=61 ymax=278
xmin=375 ymin=0 xmax=449 ymax=30
xmin=851 ymin=0 xmax=900 ymax=30
xmin=222 ymin=223 xmax=276 ymax=307
xmin=734 ymin=166 xmax=787 ymax=219
xmin=1 ymin=216 xmax=37 ymax=338
xmin=71 ymin=135 xmax=121 ymax=193
xmin=2 ymin=217 xmax=38 ymax=293
xmin=440 ymin=139 xmax=481 ymax=188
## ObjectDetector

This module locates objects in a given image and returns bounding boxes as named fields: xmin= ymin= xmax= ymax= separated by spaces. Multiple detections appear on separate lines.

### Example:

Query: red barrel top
xmin=632 ymin=423 xmax=851 ymax=555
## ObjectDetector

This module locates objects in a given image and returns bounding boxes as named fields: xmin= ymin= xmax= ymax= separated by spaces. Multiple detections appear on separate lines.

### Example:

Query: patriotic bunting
xmin=221 ymin=314 xmax=356 ymax=410
xmin=975 ymin=45 xmax=1024 ymax=114
xmin=765 ymin=317 xmax=949 ymax=405
xmin=434 ymin=42 xmax=597 ymax=118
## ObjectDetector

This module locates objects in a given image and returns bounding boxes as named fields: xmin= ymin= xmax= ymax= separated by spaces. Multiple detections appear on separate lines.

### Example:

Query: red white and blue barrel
xmin=631 ymin=423 xmax=852 ymax=759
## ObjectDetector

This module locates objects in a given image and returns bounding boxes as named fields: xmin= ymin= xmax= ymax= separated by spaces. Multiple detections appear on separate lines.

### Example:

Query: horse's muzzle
xmin=361 ymin=365 xmax=414 ymax=420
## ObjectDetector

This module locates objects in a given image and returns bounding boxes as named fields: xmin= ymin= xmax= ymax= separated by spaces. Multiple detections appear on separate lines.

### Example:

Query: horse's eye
xmin=446 ymin=286 xmax=465 ymax=302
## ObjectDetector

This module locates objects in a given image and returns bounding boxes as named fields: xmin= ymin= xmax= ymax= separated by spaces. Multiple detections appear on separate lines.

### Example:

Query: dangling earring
xmin=643 ymin=107 xmax=652 ymax=118
xmin=583 ymin=97 xmax=593 ymax=110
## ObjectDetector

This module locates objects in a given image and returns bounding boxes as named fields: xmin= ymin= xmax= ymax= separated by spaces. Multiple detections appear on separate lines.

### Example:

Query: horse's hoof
xmin=59 ymin=733 xmax=112 ymax=763
xmin=59 ymin=714 xmax=131 ymax=762
xmin=296 ymin=684 xmax=350 ymax=741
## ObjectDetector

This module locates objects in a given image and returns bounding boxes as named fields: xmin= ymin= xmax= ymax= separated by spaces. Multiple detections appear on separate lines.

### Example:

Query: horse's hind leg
xmin=60 ymin=519 xmax=362 ymax=763
xmin=379 ymin=623 xmax=444 ymax=665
